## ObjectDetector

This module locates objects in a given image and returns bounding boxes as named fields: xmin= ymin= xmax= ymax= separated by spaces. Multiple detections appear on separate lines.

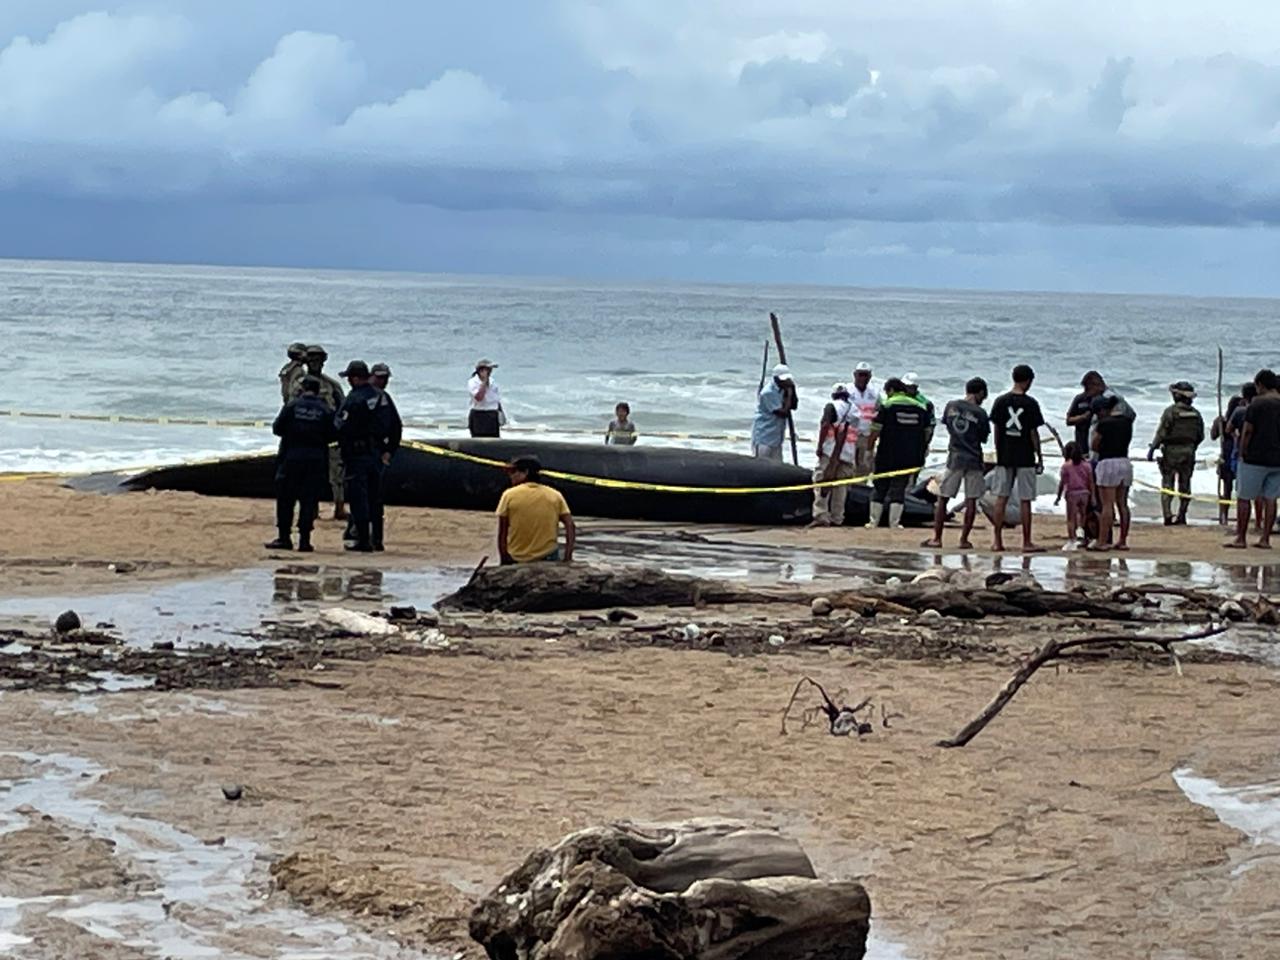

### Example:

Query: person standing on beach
xmin=605 ymin=403 xmax=637 ymax=445
xmin=468 ymin=360 xmax=504 ymax=438
xmin=922 ymin=377 xmax=989 ymax=549
xmin=265 ymin=375 xmax=335 ymax=552
xmin=811 ymin=383 xmax=859 ymax=527
xmin=1056 ymin=442 xmax=1095 ymax=546
xmin=1213 ymin=386 xmax=1247 ymax=525
xmin=292 ymin=345 xmax=347 ymax=522
xmin=278 ymin=342 xmax=308 ymax=402
xmin=866 ymin=378 xmax=926 ymax=529
xmin=1091 ymin=395 xmax=1134 ymax=551
xmin=1227 ymin=369 xmax=1280 ymax=549
xmin=368 ymin=363 xmax=403 ymax=552
xmin=848 ymin=362 xmax=881 ymax=473
xmin=752 ymin=364 xmax=797 ymax=461
xmin=334 ymin=361 xmax=381 ymax=552
xmin=989 ymin=365 xmax=1045 ymax=553
xmin=902 ymin=372 xmax=937 ymax=465
xmin=1148 ymin=381 xmax=1205 ymax=526
xmin=497 ymin=457 xmax=575 ymax=564
xmin=1064 ymin=379 xmax=1096 ymax=453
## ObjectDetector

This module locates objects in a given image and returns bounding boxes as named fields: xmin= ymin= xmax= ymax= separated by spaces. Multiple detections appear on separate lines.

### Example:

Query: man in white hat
xmin=848 ymin=362 xmax=881 ymax=473
xmin=752 ymin=363 xmax=797 ymax=461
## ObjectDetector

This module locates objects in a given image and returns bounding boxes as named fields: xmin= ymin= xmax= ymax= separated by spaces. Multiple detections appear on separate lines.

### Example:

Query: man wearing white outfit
xmin=811 ymin=383 xmax=860 ymax=527
xmin=847 ymin=362 xmax=882 ymax=474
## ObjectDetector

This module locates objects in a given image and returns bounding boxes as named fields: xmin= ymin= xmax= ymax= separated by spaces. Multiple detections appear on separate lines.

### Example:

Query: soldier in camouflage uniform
xmin=278 ymin=342 xmax=308 ymax=402
xmin=1147 ymin=380 xmax=1205 ymax=526
xmin=291 ymin=345 xmax=348 ymax=520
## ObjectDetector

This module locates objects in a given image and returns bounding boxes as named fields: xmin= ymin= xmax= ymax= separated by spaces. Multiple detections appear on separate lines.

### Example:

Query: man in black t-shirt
xmin=1228 ymin=369 xmax=1280 ymax=549
xmin=866 ymin=378 xmax=927 ymax=529
xmin=988 ymin=364 xmax=1045 ymax=553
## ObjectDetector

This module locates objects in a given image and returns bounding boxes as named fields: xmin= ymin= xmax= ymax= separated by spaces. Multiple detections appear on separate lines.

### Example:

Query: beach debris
xmin=220 ymin=783 xmax=243 ymax=801
xmin=1218 ymin=600 xmax=1248 ymax=621
xmin=938 ymin=622 xmax=1229 ymax=748
xmin=682 ymin=623 xmax=702 ymax=641
xmin=386 ymin=605 xmax=417 ymax=621
xmin=810 ymin=596 xmax=833 ymax=617
xmin=319 ymin=609 xmax=399 ymax=636
xmin=767 ymin=633 xmax=786 ymax=647
xmin=607 ymin=608 xmax=639 ymax=623
xmin=53 ymin=610 xmax=81 ymax=634
xmin=469 ymin=818 xmax=870 ymax=960
xmin=918 ymin=609 xmax=943 ymax=622
xmin=781 ymin=676 xmax=876 ymax=737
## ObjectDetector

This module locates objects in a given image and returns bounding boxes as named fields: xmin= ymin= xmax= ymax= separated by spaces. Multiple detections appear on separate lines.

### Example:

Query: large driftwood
xmin=469 ymin=819 xmax=870 ymax=960
xmin=937 ymin=623 xmax=1228 ymax=748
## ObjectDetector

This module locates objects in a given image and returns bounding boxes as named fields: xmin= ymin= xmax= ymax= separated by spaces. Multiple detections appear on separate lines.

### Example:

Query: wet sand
xmin=2 ymin=638 xmax=1279 ymax=957
xmin=3 ymin=477 xmax=1280 ymax=957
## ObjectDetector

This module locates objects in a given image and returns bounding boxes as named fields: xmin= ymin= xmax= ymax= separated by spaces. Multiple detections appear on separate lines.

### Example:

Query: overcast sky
xmin=2 ymin=1 xmax=1279 ymax=294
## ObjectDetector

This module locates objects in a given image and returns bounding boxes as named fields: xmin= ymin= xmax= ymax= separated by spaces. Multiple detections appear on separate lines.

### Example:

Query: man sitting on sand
xmin=989 ymin=364 xmax=1046 ymax=553
xmin=497 ymin=457 xmax=576 ymax=564
xmin=923 ymin=377 xmax=989 ymax=550
xmin=1228 ymin=369 xmax=1280 ymax=550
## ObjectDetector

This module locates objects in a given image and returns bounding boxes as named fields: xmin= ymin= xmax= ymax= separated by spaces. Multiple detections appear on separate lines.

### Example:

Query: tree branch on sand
xmin=781 ymin=676 xmax=876 ymax=737
xmin=936 ymin=623 xmax=1228 ymax=749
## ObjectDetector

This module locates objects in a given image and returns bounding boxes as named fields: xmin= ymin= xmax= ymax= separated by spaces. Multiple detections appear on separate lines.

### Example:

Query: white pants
xmin=813 ymin=457 xmax=856 ymax=525
xmin=753 ymin=443 xmax=783 ymax=462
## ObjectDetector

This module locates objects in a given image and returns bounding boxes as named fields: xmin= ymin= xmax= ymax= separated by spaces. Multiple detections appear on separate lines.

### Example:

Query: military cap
xmin=340 ymin=360 xmax=370 ymax=379
xmin=370 ymin=362 xmax=392 ymax=378
xmin=305 ymin=344 xmax=328 ymax=359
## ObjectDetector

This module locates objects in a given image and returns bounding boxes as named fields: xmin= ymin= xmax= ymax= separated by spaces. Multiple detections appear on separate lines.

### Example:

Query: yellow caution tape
xmin=403 ymin=440 xmax=931 ymax=495
xmin=1130 ymin=477 xmax=1234 ymax=507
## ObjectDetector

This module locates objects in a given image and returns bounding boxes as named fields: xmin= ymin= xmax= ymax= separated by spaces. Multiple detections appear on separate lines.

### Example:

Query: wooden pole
xmin=769 ymin=313 xmax=800 ymax=466
xmin=757 ymin=340 xmax=770 ymax=394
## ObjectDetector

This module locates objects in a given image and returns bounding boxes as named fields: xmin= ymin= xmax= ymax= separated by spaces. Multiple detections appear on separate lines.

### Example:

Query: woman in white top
xmin=468 ymin=358 xmax=503 ymax=437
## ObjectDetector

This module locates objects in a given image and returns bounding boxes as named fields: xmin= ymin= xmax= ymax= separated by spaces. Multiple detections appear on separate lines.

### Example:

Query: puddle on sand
xmin=0 ymin=565 xmax=469 ymax=649
xmin=585 ymin=531 xmax=1280 ymax=593
xmin=1174 ymin=769 xmax=1280 ymax=866
xmin=0 ymin=753 xmax=440 ymax=959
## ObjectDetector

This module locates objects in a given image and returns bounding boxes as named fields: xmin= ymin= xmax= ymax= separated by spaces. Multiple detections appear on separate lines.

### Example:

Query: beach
xmin=2 ymin=478 xmax=1280 ymax=957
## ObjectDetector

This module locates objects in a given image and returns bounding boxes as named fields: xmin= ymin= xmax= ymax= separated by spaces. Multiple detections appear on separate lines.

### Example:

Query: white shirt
xmin=847 ymin=383 xmax=882 ymax=436
xmin=468 ymin=374 xmax=502 ymax=412
xmin=819 ymin=399 xmax=859 ymax=464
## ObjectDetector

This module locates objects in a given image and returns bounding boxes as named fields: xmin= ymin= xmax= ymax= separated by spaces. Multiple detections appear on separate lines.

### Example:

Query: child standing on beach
xmin=605 ymin=402 xmax=638 ymax=445
xmin=1056 ymin=441 xmax=1094 ymax=546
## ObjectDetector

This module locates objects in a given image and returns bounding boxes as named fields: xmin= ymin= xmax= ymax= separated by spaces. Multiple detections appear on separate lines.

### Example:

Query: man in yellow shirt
xmin=496 ymin=457 xmax=576 ymax=564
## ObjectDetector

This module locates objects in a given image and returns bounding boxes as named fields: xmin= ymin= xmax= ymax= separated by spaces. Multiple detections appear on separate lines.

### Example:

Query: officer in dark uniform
xmin=369 ymin=363 xmax=404 ymax=552
xmin=266 ymin=375 xmax=335 ymax=551
xmin=334 ymin=361 xmax=382 ymax=552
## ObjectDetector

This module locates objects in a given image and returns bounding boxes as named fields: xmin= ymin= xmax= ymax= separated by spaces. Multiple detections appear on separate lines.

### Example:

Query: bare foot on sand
xmin=1115 ymin=543 xmax=1130 ymax=552
xmin=921 ymin=538 xmax=943 ymax=548
xmin=1253 ymin=541 xmax=1273 ymax=550
xmin=958 ymin=539 xmax=974 ymax=550
xmin=1224 ymin=541 xmax=1248 ymax=549
xmin=990 ymin=542 xmax=1005 ymax=553
xmin=1021 ymin=544 xmax=1046 ymax=554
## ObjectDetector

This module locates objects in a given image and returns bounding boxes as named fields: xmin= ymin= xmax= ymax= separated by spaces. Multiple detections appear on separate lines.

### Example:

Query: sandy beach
xmin=2 ymin=477 xmax=1280 ymax=958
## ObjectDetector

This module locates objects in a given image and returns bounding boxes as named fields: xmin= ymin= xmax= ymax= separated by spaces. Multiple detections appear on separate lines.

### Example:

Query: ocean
xmin=1 ymin=258 xmax=1275 ymax=499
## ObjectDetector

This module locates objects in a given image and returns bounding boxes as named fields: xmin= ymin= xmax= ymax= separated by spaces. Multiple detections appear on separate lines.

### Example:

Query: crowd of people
xmin=763 ymin=361 xmax=1280 ymax=553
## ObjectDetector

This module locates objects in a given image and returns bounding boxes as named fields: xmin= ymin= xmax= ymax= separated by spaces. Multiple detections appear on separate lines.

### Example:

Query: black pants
xmin=469 ymin=409 xmax=501 ymax=438
xmin=872 ymin=474 xmax=910 ymax=504
xmin=344 ymin=455 xmax=385 ymax=547
xmin=275 ymin=458 xmax=327 ymax=541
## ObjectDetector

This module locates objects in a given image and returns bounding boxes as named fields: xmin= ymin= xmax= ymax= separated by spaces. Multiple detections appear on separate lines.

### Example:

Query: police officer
xmin=334 ymin=361 xmax=382 ymax=552
xmin=266 ymin=375 xmax=335 ymax=551
xmin=278 ymin=342 xmax=308 ymax=402
xmin=1148 ymin=380 xmax=1206 ymax=526
xmin=369 ymin=363 xmax=403 ymax=551
xmin=292 ymin=345 xmax=347 ymax=522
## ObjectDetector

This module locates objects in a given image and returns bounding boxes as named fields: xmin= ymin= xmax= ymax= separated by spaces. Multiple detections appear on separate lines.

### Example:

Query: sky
xmin=1 ymin=1 xmax=1279 ymax=295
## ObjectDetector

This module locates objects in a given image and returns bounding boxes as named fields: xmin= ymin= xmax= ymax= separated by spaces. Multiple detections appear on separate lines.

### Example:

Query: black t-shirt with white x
xmin=990 ymin=391 xmax=1045 ymax=468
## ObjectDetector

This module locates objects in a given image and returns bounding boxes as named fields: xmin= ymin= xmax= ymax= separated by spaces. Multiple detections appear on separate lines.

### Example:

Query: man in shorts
xmin=1227 ymin=369 xmax=1280 ymax=549
xmin=989 ymin=364 xmax=1046 ymax=553
xmin=923 ymin=377 xmax=989 ymax=549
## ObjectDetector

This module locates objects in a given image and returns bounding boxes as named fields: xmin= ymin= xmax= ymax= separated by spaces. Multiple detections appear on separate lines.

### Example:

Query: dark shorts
xmin=469 ymin=409 xmax=501 ymax=438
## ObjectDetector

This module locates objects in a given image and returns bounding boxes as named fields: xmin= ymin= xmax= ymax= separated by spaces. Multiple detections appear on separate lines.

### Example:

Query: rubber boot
xmin=1175 ymin=505 xmax=1189 ymax=526
xmin=297 ymin=531 xmax=314 ymax=553
xmin=371 ymin=519 xmax=385 ymax=552
xmin=888 ymin=503 xmax=905 ymax=529
xmin=344 ymin=523 xmax=373 ymax=553
xmin=866 ymin=502 xmax=884 ymax=529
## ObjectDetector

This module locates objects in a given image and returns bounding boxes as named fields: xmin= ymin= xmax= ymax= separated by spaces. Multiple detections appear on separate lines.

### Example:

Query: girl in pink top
xmin=1056 ymin=442 xmax=1095 ymax=546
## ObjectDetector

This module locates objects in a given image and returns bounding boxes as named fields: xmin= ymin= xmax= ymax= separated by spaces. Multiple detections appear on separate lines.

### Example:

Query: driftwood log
xmin=439 ymin=563 xmax=1148 ymax=621
xmin=469 ymin=819 xmax=870 ymax=960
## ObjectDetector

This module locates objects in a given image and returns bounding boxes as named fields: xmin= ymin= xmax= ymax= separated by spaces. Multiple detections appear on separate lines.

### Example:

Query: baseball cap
xmin=831 ymin=382 xmax=849 ymax=395
xmin=772 ymin=364 xmax=793 ymax=382
xmin=371 ymin=363 xmax=391 ymax=378
xmin=340 ymin=360 xmax=370 ymax=379
xmin=902 ymin=372 xmax=920 ymax=387
xmin=853 ymin=362 xmax=872 ymax=374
